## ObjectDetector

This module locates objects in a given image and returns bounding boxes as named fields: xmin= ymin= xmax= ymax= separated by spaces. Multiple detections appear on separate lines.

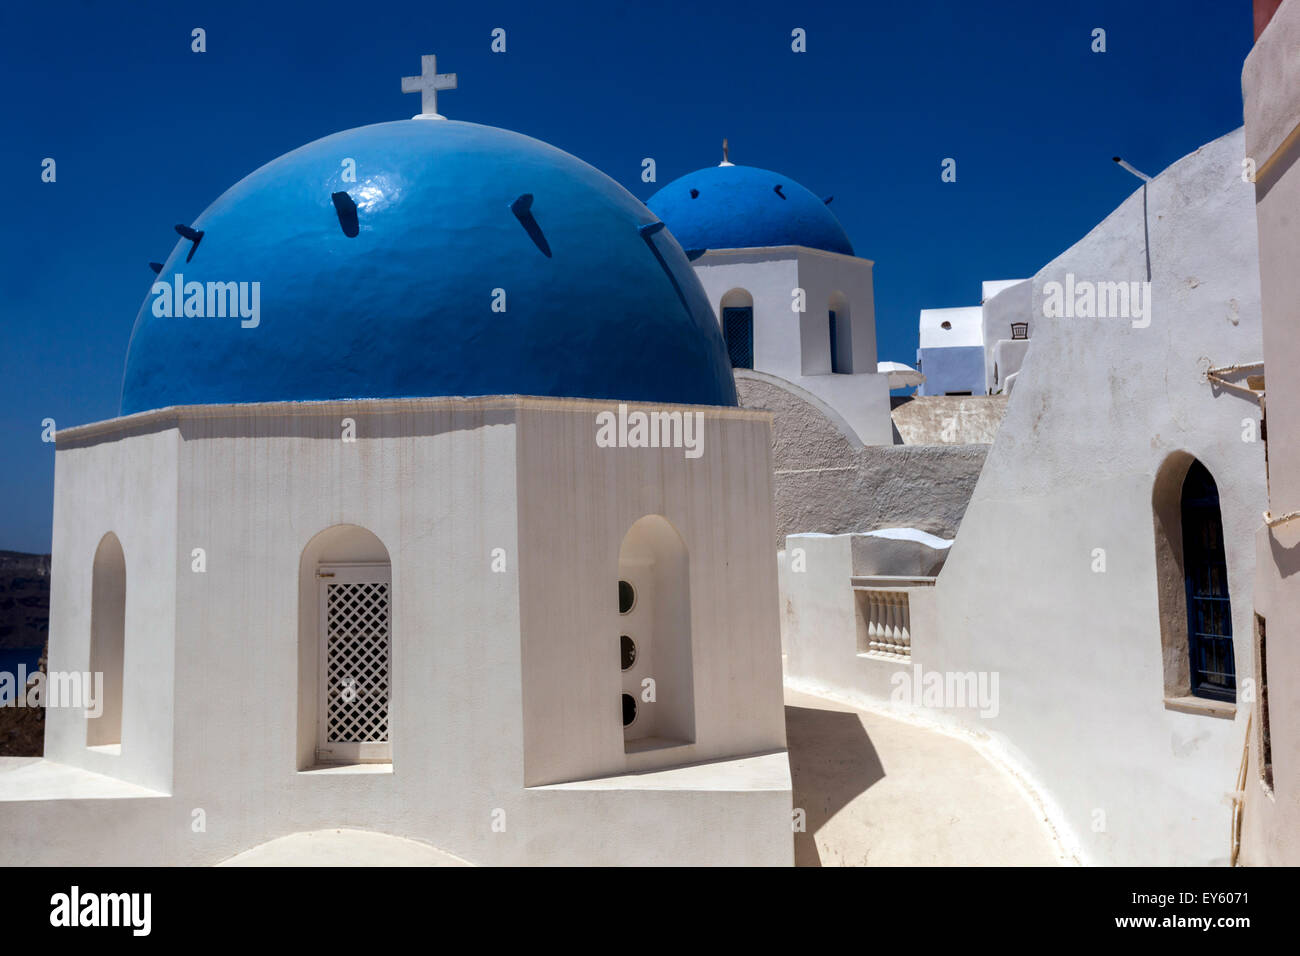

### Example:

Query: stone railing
xmin=850 ymin=575 xmax=936 ymax=659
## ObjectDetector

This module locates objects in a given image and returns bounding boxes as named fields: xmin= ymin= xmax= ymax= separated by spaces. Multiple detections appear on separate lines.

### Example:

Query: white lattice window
xmin=317 ymin=564 xmax=391 ymax=763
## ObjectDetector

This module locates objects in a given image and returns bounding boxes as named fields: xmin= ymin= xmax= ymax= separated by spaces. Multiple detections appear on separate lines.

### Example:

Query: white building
xmin=916 ymin=306 xmax=985 ymax=395
xmin=0 ymin=66 xmax=792 ymax=866
xmin=784 ymin=127 xmax=1266 ymax=865
xmin=916 ymin=279 xmax=1030 ymax=396
xmin=1240 ymin=0 xmax=1300 ymax=868
xmin=981 ymin=279 xmax=1033 ymax=395
xmin=649 ymin=150 xmax=895 ymax=445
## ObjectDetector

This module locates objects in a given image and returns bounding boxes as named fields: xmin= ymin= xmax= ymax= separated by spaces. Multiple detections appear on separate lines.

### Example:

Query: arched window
xmin=87 ymin=532 xmax=126 ymax=749
xmin=1152 ymin=454 xmax=1236 ymax=704
xmin=617 ymin=515 xmax=694 ymax=752
xmin=298 ymin=525 xmax=393 ymax=767
xmin=829 ymin=291 xmax=852 ymax=374
xmin=719 ymin=288 xmax=754 ymax=370
xmin=1180 ymin=461 xmax=1236 ymax=701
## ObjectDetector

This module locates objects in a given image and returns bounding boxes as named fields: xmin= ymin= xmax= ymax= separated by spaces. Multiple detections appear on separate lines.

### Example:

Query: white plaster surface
xmin=217 ymin=828 xmax=472 ymax=866
xmin=1240 ymin=0 xmax=1300 ymax=867
xmin=864 ymin=527 xmax=953 ymax=549
xmin=0 ymin=757 xmax=167 ymax=801
xmin=692 ymin=246 xmax=894 ymax=445
xmin=932 ymin=130 xmax=1264 ymax=864
xmin=0 ymin=396 xmax=792 ymax=866
xmin=783 ymin=128 xmax=1267 ymax=865
xmin=982 ymin=278 xmax=1028 ymax=304
xmin=982 ymin=279 xmax=1033 ymax=392
xmin=919 ymin=306 xmax=984 ymax=349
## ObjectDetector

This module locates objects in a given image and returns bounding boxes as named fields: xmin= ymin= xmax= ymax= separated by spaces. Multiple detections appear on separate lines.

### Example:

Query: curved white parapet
xmin=862 ymin=527 xmax=954 ymax=550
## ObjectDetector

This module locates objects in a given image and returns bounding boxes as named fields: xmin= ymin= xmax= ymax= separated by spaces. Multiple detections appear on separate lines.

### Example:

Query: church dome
xmin=646 ymin=163 xmax=853 ymax=257
xmin=120 ymin=120 xmax=737 ymax=415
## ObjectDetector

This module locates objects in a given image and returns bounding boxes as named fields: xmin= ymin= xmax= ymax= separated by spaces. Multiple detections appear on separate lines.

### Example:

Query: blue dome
xmin=646 ymin=164 xmax=853 ymax=257
xmin=121 ymin=120 xmax=737 ymax=415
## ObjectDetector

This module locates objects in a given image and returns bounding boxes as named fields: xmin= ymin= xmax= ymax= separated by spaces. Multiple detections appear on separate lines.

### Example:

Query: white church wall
xmin=5 ymin=397 xmax=792 ymax=866
xmin=514 ymin=399 xmax=788 ymax=786
xmin=782 ymin=128 xmax=1266 ymax=865
xmin=164 ymin=399 xmax=525 ymax=867
xmin=43 ymin=426 xmax=178 ymax=794
xmin=694 ymin=251 xmax=801 ymax=377
xmin=692 ymin=247 xmax=894 ymax=445
xmin=794 ymin=247 xmax=878 ymax=375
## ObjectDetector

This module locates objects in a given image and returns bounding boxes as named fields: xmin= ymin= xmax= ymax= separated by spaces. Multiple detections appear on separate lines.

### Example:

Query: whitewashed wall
xmin=1 ymin=397 xmax=791 ymax=866
xmin=1241 ymin=1 xmax=1300 ymax=867
xmin=692 ymin=247 xmax=894 ymax=445
xmin=784 ymin=129 xmax=1266 ymax=865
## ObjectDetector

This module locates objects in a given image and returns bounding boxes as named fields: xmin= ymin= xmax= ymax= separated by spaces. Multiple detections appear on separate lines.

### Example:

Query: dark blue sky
xmin=0 ymin=0 xmax=1254 ymax=552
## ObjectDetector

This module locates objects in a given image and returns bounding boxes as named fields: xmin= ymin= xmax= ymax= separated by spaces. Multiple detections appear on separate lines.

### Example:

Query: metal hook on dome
xmin=331 ymin=192 xmax=360 ymax=238
xmin=639 ymin=219 xmax=692 ymax=315
xmin=174 ymin=224 xmax=204 ymax=262
xmin=511 ymin=193 xmax=552 ymax=258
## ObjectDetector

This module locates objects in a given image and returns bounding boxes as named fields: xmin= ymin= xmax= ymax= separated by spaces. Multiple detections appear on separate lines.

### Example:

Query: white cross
xmin=402 ymin=54 xmax=457 ymax=120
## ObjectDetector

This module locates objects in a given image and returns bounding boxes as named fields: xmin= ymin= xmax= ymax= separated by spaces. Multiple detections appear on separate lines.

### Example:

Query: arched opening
xmin=829 ymin=291 xmax=852 ymax=374
xmin=298 ymin=524 xmax=393 ymax=767
xmin=617 ymin=515 xmax=694 ymax=752
xmin=86 ymin=532 xmax=125 ymax=749
xmin=1152 ymin=454 xmax=1237 ymax=703
xmin=719 ymin=288 xmax=754 ymax=370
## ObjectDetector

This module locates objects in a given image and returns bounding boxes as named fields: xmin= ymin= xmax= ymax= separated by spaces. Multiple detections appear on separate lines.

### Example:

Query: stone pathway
xmin=785 ymin=689 xmax=1064 ymax=866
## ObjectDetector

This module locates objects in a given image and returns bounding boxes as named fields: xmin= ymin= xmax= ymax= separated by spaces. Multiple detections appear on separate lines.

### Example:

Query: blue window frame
xmin=722 ymin=306 xmax=753 ymax=369
xmin=1181 ymin=460 xmax=1236 ymax=701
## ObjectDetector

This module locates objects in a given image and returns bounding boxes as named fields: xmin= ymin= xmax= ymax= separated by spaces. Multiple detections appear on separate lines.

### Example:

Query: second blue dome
xmin=647 ymin=164 xmax=853 ymax=257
